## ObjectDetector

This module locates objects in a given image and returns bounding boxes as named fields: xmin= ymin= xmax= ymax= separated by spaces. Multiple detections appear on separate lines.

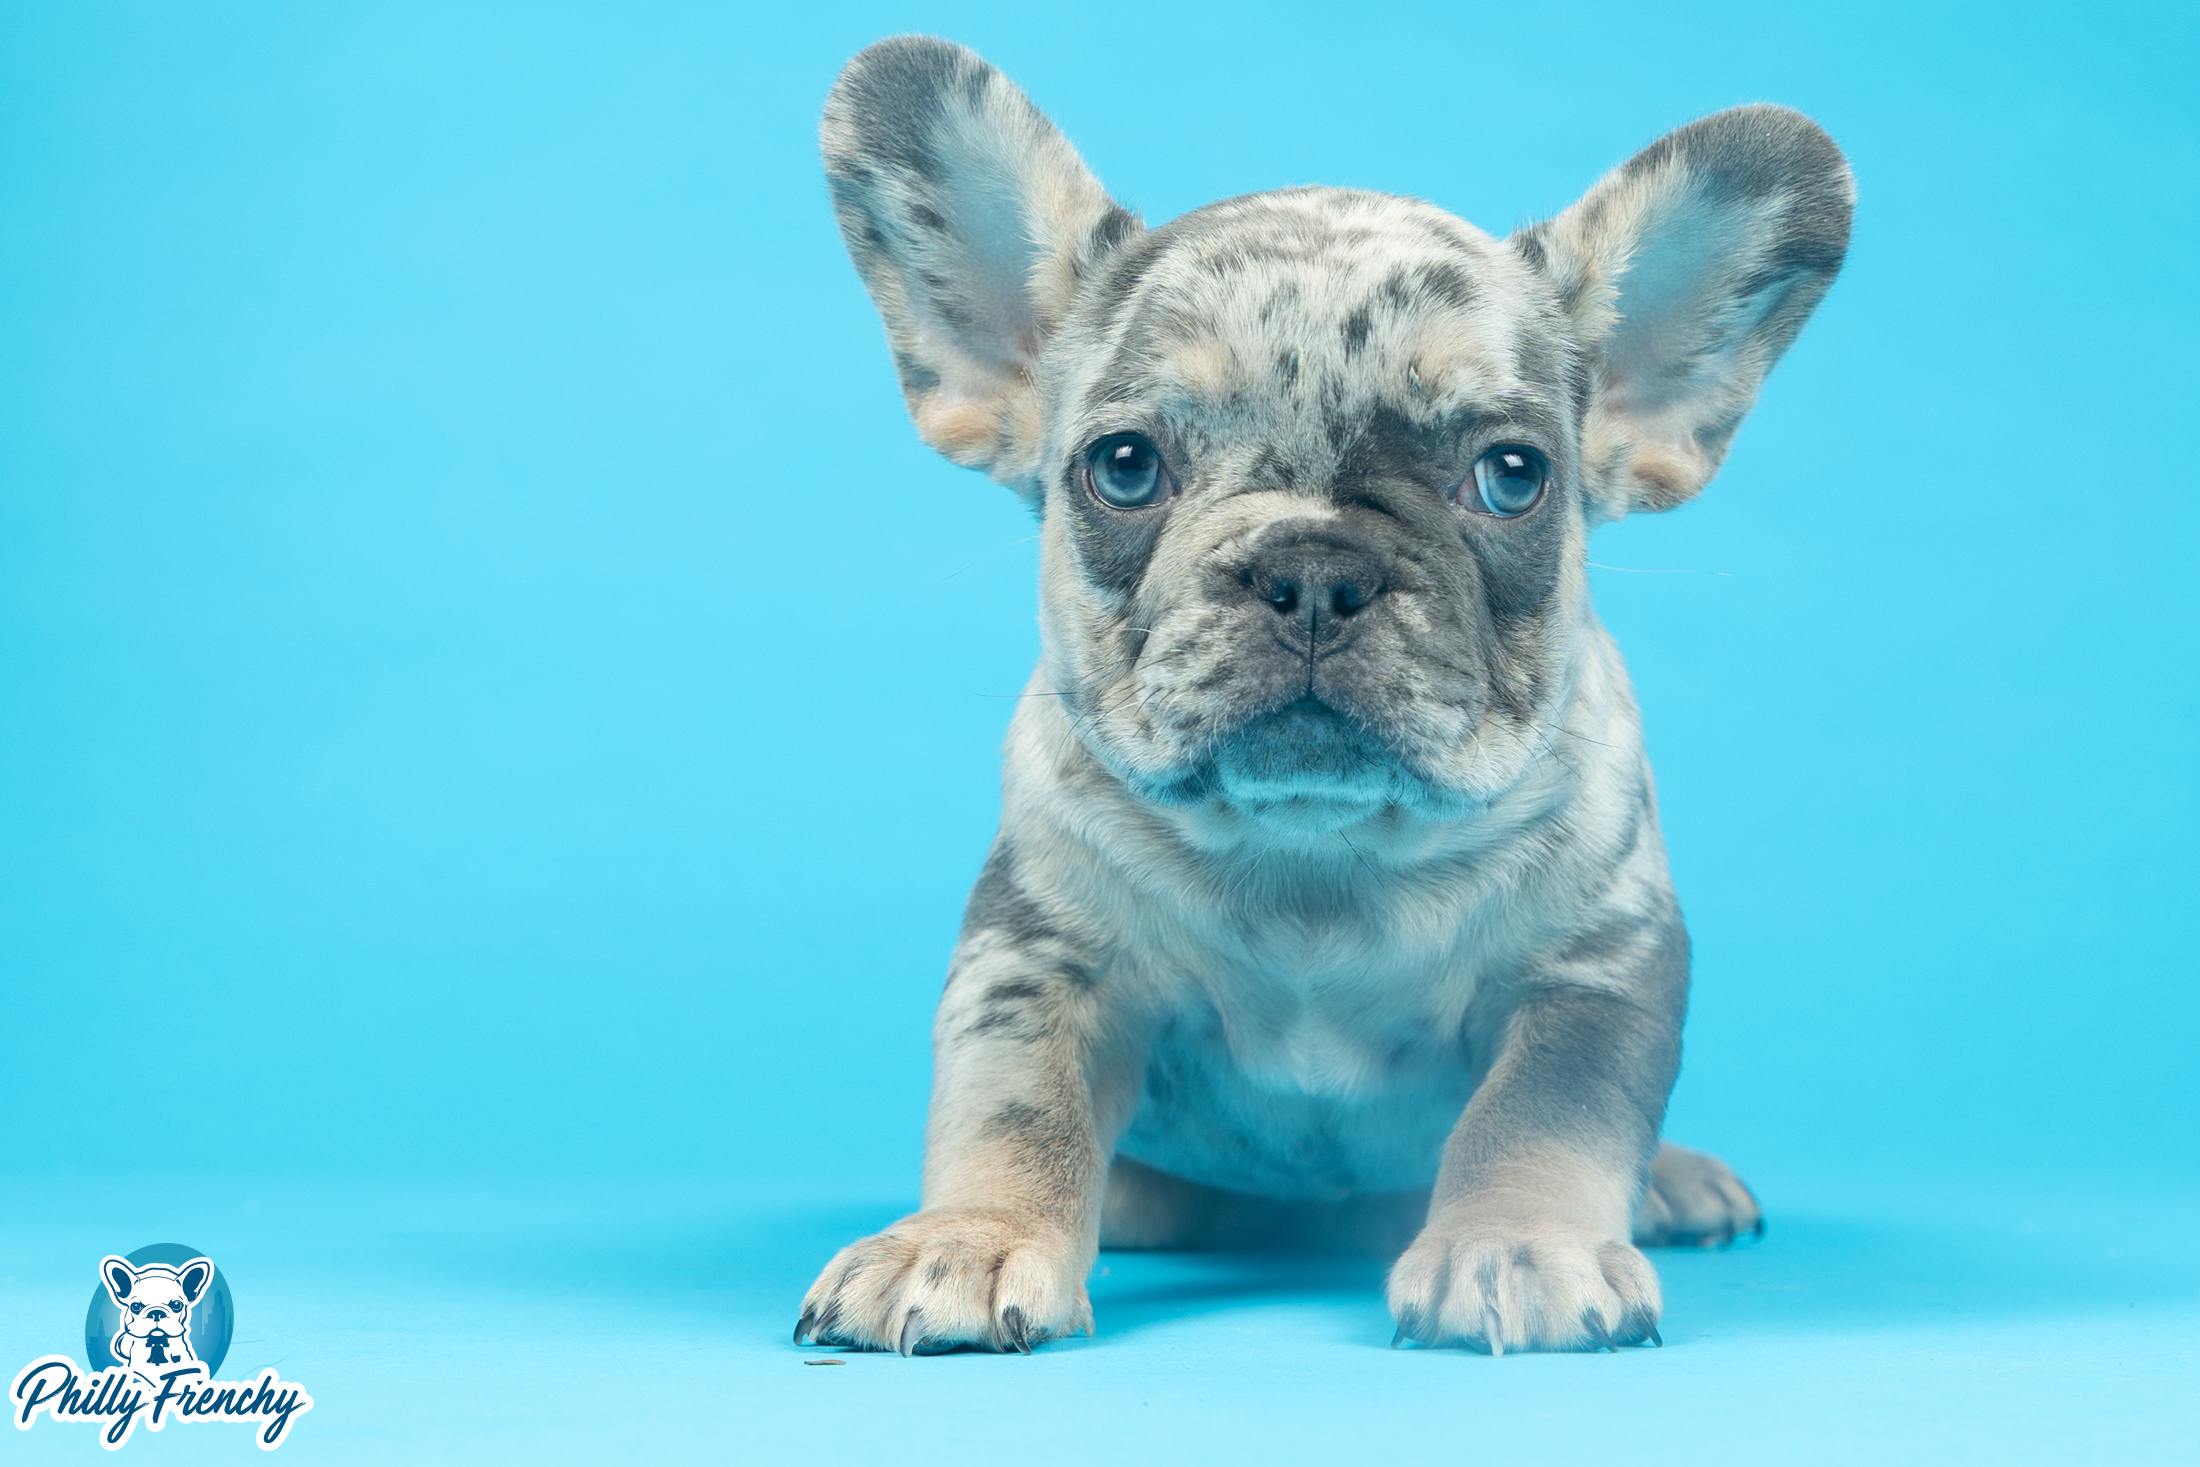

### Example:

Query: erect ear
xmin=1518 ymin=105 xmax=1853 ymax=516
xmin=102 ymin=1257 xmax=137 ymax=1306
xmin=176 ymin=1259 xmax=214 ymax=1304
xmin=821 ymin=36 xmax=1141 ymax=501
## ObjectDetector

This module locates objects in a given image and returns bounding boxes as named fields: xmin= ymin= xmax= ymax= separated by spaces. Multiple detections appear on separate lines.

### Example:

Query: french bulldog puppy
xmin=102 ymin=1256 xmax=213 ymax=1384
xmin=796 ymin=36 xmax=1849 ymax=1355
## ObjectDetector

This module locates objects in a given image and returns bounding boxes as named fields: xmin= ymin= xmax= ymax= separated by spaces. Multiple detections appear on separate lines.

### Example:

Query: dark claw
xmin=1391 ymin=1325 xmax=1409 ymax=1349
xmin=897 ymin=1308 xmax=923 ymax=1358
xmin=793 ymin=1307 xmax=815 ymax=1345
xmin=1751 ymin=1216 xmax=1767 ymax=1241
xmin=1581 ymin=1312 xmax=1614 ymax=1353
xmin=1614 ymin=1305 xmax=1660 ymax=1348
xmin=1000 ymin=1306 xmax=1032 ymax=1355
xmin=1648 ymin=1326 xmax=1663 ymax=1348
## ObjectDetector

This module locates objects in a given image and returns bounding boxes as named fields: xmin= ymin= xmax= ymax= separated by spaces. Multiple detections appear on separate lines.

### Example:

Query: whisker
xmin=1538 ymin=721 xmax=1618 ymax=751
xmin=1587 ymin=561 xmax=1733 ymax=577
xmin=942 ymin=534 xmax=1041 ymax=582
xmin=1336 ymin=831 xmax=1379 ymax=878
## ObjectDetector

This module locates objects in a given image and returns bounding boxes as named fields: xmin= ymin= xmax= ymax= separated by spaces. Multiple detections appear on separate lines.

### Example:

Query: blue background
xmin=3 ymin=1 xmax=2195 ymax=1461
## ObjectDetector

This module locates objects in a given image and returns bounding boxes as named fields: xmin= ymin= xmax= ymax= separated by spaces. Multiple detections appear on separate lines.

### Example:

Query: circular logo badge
xmin=83 ymin=1243 xmax=233 ymax=1375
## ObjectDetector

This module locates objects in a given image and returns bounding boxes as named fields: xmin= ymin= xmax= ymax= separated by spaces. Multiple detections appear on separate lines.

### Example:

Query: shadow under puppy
xmin=797 ymin=36 xmax=1850 ymax=1355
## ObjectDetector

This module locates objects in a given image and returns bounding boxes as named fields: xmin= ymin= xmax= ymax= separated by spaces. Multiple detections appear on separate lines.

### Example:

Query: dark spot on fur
xmin=824 ymin=37 xmax=975 ymax=185
xmin=893 ymin=351 xmax=942 ymax=396
xmin=1511 ymin=327 xmax=1568 ymax=397
xmin=965 ymin=1009 xmax=1039 ymax=1041
xmin=1340 ymin=306 xmax=1373 ymax=356
xmin=1091 ymin=206 xmax=1139 ymax=254
xmin=961 ymin=845 xmax=1059 ymax=947
xmin=1483 ymin=985 xmax=1684 ymax=1153
xmin=1247 ymin=444 xmax=1300 ymax=489
xmin=1090 ymin=234 xmax=1165 ymax=326
xmin=1417 ymin=260 xmax=1478 ymax=311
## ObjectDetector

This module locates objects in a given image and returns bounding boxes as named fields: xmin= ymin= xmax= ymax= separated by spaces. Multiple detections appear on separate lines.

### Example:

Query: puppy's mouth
xmin=1208 ymin=698 xmax=1416 ymax=834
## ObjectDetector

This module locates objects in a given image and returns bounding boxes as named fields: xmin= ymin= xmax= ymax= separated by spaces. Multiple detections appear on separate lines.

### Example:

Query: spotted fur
xmin=799 ymin=36 xmax=1848 ymax=1356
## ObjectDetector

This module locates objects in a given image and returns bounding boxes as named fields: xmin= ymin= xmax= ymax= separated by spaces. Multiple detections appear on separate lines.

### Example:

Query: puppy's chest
xmin=1118 ymin=950 xmax=1483 ymax=1199
xmin=1141 ymin=913 xmax=1486 ymax=1097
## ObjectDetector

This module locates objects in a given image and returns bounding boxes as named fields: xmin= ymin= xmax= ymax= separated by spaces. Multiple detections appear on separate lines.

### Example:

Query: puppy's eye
xmin=130 ymin=1302 xmax=144 ymax=1314
xmin=1084 ymin=433 xmax=1173 ymax=509
xmin=1466 ymin=445 xmax=1548 ymax=516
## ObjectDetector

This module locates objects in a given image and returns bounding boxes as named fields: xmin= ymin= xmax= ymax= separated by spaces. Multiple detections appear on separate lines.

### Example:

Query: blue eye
xmin=1085 ymin=433 xmax=1172 ymax=508
xmin=1469 ymin=445 xmax=1549 ymax=516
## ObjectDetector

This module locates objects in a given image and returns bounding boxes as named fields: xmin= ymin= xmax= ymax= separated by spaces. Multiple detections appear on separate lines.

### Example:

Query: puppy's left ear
xmin=1519 ymin=105 xmax=1853 ymax=516
xmin=176 ymin=1259 xmax=214 ymax=1304
xmin=822 ymin=37 xmax=1141 ymax=501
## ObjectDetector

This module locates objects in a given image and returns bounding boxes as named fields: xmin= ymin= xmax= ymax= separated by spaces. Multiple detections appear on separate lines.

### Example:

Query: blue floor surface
xmin=3 ymin=1171 xmax=2194 ymax=1463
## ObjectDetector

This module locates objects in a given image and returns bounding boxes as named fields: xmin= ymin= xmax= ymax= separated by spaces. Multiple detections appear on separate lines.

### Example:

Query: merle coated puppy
xmin=796 ymin=36 xmax=1850 ymax=1356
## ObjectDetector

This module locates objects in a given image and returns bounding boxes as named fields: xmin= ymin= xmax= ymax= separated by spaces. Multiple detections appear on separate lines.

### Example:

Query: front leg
xmin=1390 ymin=925 xmax=1685 ymax=1353
xmin=795 ymin=847 xmax=1135 ymax=1355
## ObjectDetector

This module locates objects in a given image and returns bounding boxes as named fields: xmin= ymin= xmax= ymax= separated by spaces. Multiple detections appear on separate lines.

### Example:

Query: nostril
xmin=1263 ymin=579 xmax=1300 ymax=615
xmin=1330 ymin=581 xmax=1379 ymax=618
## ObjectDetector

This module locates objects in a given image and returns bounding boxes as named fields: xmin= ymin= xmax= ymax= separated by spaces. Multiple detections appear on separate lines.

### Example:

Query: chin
xmin=1199 ymin=702 xmax=1435 ymax=837
xmin=1231 ymin=790 xmax=1390 ymax=838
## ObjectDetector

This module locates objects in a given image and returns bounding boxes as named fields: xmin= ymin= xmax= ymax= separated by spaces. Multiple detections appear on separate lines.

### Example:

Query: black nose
xmin=1242 ymin=537 xmax=1387 ymax=643
xmin=147 ymin=1310 xmax=165 ymax=1321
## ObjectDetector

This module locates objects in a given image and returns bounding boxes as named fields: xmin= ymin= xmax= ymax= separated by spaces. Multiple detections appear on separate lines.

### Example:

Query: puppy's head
xmin=102 ymin=1256 xmax=211 ymax=1342
xmin=823 ymin=39 xmax=1850 ymax=835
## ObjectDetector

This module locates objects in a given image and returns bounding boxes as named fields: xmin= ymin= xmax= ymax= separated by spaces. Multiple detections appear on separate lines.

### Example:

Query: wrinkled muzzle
xmin=1085 ymin=509 xmax=1533 ymax=834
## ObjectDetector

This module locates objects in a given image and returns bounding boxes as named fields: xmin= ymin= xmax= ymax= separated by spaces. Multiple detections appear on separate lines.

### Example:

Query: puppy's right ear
xmin=822 ymin=37 xmax=1140 ymax=501
xmin=1519 ymin=106 xmax=1852 ymax=518
xmin=102 ymin=1257 xmax=136 ymax=1306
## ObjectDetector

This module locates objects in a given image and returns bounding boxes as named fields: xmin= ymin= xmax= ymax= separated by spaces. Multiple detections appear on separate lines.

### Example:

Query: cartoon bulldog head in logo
xmin=100 ymin=1254 xmax=214 ymax=1384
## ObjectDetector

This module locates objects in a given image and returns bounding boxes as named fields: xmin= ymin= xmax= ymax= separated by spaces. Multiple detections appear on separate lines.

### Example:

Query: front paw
xmin=793 ymin=1207 xmax=1094 ymax=1355
xmin=1633 ymin=1142 xmax=1764 ymax=1249
xmin=1387 ymin=1215 xmax=1661 ymax=1353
